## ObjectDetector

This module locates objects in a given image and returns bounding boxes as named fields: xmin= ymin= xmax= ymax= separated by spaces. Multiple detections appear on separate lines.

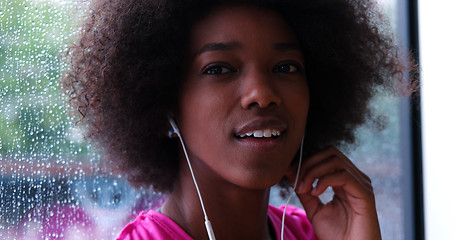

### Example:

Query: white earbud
xmin=168 ymin=117 xmax=181 ymax=137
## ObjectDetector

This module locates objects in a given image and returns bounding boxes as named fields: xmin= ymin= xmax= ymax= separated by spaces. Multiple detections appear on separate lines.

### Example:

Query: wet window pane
xmin=0 ymin=0 xmax=409 ymax=239
xmin=0 ymin=1 xmax=163 ymax=239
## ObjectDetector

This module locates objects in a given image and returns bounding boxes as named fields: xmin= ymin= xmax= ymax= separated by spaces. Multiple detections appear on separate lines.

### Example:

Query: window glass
xmin=272 ymin=1 xmax=409 ymax=240
xmin=0 ymin=0 xmax=409 ymax=239
xmin=0 ymin=1 xmax=163 ymax=239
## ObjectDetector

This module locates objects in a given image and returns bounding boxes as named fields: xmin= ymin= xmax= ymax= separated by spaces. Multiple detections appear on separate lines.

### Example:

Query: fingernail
xmin=311 ymin=187 xmax=317 ymax=196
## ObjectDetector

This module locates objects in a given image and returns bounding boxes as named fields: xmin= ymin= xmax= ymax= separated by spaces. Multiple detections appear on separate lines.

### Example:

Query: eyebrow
xmin=195 ymin=41 xmax=243 ymax=56
xmin=194 ymin=41 xmax=301 ymax=56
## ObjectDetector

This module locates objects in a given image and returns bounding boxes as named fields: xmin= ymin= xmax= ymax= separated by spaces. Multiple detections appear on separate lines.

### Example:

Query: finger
xmin=301 ymin=146 xmax=353 ymax=169
xmin=295 ymin=192 xmax=324 ymax=222
xmin=298 ymin=155 xmax=345 ymax=194
xmin=335 ymin=152 xmax=371 ymax=186
xmin=299 ymin=156 xmax=372 ymax=196
xmin=312 ymin=170 xmax=374 ymax=205
xmin=300 ymin=146 xmax=339 ymax=172
xmin=301 ymin=146 xmax=371 ymax=188
xmin=287 ymin=147 xmax=340 ymax=192
xmin=297 ymin=161 xmax=372 ymax=197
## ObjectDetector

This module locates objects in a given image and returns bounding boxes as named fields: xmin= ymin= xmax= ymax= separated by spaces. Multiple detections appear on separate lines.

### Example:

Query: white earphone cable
xmin=280 ymin=138 xmax=304 ymax=240
xmin=169 ymin=118 xmax=216 ymax=240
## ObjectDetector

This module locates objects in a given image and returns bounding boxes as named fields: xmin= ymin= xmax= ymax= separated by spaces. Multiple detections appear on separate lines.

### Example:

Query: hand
xmin=287 ymin=146 xmax=381 ymax=240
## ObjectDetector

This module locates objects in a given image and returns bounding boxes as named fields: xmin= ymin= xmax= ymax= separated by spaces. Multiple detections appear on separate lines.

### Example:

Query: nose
xmin=240 ymin=70 xmax=281 ymax=109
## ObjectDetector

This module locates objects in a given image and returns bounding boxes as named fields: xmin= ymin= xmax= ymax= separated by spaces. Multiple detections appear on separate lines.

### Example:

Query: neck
xmin=161 ymin=161 xmax=275 ymax=240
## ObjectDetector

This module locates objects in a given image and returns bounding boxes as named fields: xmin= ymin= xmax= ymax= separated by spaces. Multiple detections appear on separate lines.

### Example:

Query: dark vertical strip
xmin=407 ymin=0 xmax=425 ymax=239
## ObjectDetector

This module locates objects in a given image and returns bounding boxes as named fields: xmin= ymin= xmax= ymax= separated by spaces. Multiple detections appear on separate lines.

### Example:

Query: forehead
xmin=188 ymin=5 xmax=299 ymax=51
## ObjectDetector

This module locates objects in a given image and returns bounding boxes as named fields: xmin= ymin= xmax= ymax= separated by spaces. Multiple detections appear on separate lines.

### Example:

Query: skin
xmin=161 ymin=5 xmax=381 ymax=240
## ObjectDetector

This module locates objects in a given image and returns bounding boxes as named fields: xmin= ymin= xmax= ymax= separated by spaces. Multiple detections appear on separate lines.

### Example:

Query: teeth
xmin=253 ymin=130 xmax=263 ymax=137
xmin=238 ymin=129 xmax=281 ymax=138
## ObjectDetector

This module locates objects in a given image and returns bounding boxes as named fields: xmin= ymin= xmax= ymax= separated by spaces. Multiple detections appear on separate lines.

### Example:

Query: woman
xmin=63 ymin=0 xmax=414 ymax=239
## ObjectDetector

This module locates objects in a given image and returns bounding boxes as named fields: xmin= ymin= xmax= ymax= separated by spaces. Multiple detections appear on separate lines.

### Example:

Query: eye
xmin=202 ymin=65 xmax=233 ymax=75
xmin=273 ymin=63 xmax=300 ymax=73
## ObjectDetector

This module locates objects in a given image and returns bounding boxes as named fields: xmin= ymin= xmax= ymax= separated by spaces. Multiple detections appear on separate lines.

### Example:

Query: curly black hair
xmin=63 ymin=0 xmax=415 ymax=192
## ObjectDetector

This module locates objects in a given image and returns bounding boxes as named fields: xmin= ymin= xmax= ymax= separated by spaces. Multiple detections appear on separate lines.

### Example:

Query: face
xmin=177 ymin=5 xmax=309 ymax=189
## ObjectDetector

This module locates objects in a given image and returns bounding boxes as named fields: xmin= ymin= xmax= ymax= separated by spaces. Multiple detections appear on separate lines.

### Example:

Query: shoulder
xmin=115 ymin=210 xmax=193 ymax=240
xmin=268 ymin=205 xmax=318 ymax=240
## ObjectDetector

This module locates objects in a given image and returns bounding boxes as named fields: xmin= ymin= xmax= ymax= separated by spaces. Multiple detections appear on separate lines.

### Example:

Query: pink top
xmin=116 ymin=205 xmax=317 ymax=240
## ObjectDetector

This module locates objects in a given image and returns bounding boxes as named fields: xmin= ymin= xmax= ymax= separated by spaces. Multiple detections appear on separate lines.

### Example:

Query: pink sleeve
xmin=115 ymin=210 xmax=194 ymax=240
xmin=269 ymin=205 xmax=318 ymax=240
xmin=116 ymin=212 xmax=155 ymax=240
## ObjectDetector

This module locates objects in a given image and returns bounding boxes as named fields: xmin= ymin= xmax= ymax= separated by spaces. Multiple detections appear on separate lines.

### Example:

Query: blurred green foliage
xmin=0 ymin=0 xmax=89 ymax=161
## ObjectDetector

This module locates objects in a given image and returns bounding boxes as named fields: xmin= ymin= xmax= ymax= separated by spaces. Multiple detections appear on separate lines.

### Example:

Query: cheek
xmin=178 ymin=85 xmax=234 ymax=152
xmin=180 ymin=85 xmax=229 ymax=123
xmin=285 ymin=83 xmax=310 ymax=125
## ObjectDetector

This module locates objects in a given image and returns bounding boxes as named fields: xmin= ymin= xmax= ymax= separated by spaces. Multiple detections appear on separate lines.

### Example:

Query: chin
xmin=229 ymin=171 xmax=286 ymax=190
